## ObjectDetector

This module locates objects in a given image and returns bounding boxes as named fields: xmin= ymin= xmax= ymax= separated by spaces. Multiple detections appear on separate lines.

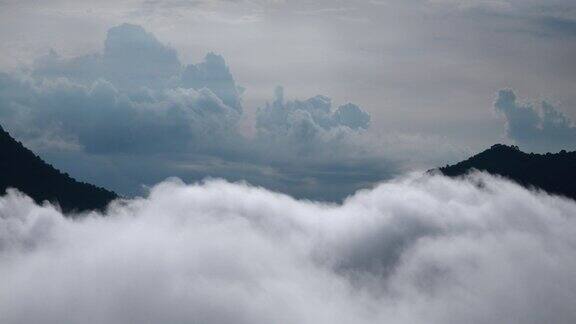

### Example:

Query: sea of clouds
xmin=1 ymin=172 xmax=576 ymax=324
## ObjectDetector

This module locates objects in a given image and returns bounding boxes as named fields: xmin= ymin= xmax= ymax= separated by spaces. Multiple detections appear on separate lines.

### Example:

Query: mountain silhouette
xmin=438 ymin=144 xmax=576 ymax=200
xmin=0 ymin=126 xmax=117 ymax=212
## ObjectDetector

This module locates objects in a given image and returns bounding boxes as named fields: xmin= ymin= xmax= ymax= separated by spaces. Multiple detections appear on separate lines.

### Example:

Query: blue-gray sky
xmin=0 ymin=0 xmax=575 ymax=198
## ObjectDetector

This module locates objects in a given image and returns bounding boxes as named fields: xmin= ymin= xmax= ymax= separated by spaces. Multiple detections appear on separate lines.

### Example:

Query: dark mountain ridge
xmin=438 ymin=144 xmax=576 ymax=200
xmin=0 ymin=126 xmax=117 ymax=212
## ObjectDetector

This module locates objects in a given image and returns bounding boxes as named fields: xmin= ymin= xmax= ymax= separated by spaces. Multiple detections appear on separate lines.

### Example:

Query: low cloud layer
xmin=1 ymin=173 xmax=576 ymax=323
xmin=495 ymin=89 xmax=576 ymax=152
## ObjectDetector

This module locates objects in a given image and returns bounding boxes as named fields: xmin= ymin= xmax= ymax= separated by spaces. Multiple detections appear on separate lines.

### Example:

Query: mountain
xmin=0 ymin=126 xmax=117 ymax=212
xmin=438 ymin=144 xmax=576 ymax=200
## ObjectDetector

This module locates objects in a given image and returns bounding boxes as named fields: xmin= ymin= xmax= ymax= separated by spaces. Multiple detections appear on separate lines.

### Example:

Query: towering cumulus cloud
xmin=1 ymin=173 xmax=576 ymax=324
xmin=255 ymin=86 xmax=372 ymax=161
xmin=2 ymin=23 xmax=243 ymax=155
xmin=0 ymin=23 xmax=402 ymax=200
xmin=495 ymin=89 xmax=576 ymax=152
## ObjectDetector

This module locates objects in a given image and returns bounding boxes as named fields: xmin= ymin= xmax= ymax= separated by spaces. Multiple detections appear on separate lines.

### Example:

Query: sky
xmin=0 ymin=0 xmax=575 ymax=199
xmin=2 ymin=2 xmax=576 ymax=323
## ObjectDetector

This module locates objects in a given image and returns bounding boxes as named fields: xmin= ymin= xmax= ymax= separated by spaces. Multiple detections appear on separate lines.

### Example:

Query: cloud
xmin=181 ymin=52 xmax=243 ymax=112
xmin=0 ymin=73 xmax=241 ymax=154
xmin=255 ymin=86 xmax=370 ymax=155
xmin=32 ymin=23 xmax=242 ymax=99
xmin=437 ymin=0 xmax=576 ymax=39
xmin=2 ymin=0 xmax=575 ymax=162
xmin=495 ymin=89 xmax=576 ymax=152
xmin=33 ymin=24 xmax=180 ymax=90
xmin=20 ymin=23 xmax=246 ymax=155
xmin=536 ymin=16 xmax=576 ymax=37
xmin=1 ymin=173 xmax=576 ymax=323
xmin=0 ymin=23 xmax=407 ymax=200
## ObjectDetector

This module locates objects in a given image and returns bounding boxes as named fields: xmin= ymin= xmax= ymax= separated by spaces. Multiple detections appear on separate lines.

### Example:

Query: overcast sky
xmin=0 ymin=0 xmax=575 ymax=197
xmin=1 ymin=0 xmax=575 ymax=135
xmin=2 ymin=4 xmax=576 ymax=322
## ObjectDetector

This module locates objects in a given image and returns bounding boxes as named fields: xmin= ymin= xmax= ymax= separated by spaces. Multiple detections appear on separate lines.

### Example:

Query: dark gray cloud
xmin=2 ymin=173 xmax=576 ymax=323
xmin=444 ymin=0 xmax=576 ymax=39
xmin=495 ymin=89 xmax=576 ymax=152
xmin=33 ymin=24 xmax=179 ymax=90
xmin=255 ymin=86 xmax=370 ymax=156
xmin=0 ymin=23 xmax=405 ymax=200
xmin=538 ymin=16 xmax=576 ymax=37
xmin=181 ymin=52 xmax=243 ymax=112
xmin=32 ymin=23 xmax=241 ymax=102
xmin=0 ymin=73 xmax=241 ymax=154
xmin=1 ymin=0 xmax=574 ymax=156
